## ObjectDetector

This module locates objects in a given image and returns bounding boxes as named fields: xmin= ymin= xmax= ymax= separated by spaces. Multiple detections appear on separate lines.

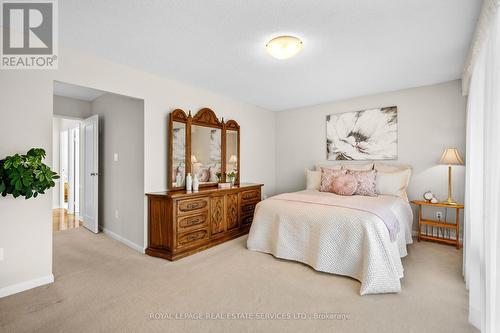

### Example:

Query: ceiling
xmin=59 ymin=0 xmax=482 ymax=111
xmin=53 ymin=81 xmax=106 ymax=101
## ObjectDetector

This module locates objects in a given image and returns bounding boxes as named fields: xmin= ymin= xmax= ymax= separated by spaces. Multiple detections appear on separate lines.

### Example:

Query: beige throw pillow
xmin=374 ymin=162 xmax=411 ymax=173
xmin=375 ymin=169 xmax=412 ymax=201
xmin=305 ymin=168 xmax=322 ymax=190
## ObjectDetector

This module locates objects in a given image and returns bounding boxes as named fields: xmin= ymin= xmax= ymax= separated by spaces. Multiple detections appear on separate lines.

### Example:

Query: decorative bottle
xmin=192 ymin=174 xmax=199 ymax=192
xmin=175 ymin=172 xmax=183 ymax=187
xmin=186 ymin=173 xmax=193 ymax=192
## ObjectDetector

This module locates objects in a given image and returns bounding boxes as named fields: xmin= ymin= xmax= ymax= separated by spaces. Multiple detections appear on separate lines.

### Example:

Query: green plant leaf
xmin=0 ymin=148 xmax=58 ymax=200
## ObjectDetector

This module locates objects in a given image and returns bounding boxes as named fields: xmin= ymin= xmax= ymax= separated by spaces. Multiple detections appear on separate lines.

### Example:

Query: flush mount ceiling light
xmin=266 ymin=35 xmax=303 ymax=60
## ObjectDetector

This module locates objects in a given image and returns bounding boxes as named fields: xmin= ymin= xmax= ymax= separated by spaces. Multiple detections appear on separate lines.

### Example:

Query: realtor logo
xmin=1 ymin=0 xmax=58 ymax=69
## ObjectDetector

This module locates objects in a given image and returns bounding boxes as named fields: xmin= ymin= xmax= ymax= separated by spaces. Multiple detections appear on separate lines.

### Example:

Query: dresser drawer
xmin=177 ymin=229 xmax=209 ymax=248
xmin=240 ymin=189 xmax=261 ymax=203
xmin=177 ymin=212 xmax=208 ymax=233
xmin=176 ymin=197 xmax=209 ymax=215
xmin=241 ymin=214 xmax=254 ymax=225
xmin=240 ymin=202 xmax=257 ymax=215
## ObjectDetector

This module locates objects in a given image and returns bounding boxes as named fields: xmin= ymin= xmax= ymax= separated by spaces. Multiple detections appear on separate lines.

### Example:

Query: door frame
xmin=54 ymin=116 xmax=82 ymax=214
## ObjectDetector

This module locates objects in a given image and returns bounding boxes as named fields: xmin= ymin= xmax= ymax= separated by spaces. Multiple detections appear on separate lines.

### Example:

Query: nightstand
xmin=410 ymin=200 xmax=464 ymax=249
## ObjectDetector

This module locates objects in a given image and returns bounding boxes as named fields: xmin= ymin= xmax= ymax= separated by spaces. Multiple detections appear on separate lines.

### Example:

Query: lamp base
xmin=443 ymin=166 xmax=458 ymax=205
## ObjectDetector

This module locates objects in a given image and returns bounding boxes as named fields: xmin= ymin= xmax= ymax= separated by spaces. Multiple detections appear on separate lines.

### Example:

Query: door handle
xmin=90 ymin=173 xmax=101 ymax=176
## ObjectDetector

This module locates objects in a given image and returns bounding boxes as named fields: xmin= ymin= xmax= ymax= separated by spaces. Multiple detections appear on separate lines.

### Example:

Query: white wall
xmin=275 ymin=80 xmax=467 ymax=229
xmin=0 ymin=73 xmax=54 ymax=297
xmin=0 ymin=48 xmax=276 ymax=297
xmin=53 ymin=95 xmax=91 ymax=119
xmin=91 ymin=94 xmax=145 ymax=250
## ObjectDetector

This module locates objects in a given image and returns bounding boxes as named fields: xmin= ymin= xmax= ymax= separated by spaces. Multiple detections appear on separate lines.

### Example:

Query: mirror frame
xmin=168 ymin=108 xmax=240 ymax=190
xmin=168 ymin=109 xmax=189 ymax=191
xmin=224 ymin=120 xmax=240 ymax=185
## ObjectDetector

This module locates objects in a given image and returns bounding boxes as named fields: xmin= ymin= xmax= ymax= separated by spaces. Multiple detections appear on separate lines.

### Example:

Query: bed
xmin=246 ymin=189 xmax=413 ymax=295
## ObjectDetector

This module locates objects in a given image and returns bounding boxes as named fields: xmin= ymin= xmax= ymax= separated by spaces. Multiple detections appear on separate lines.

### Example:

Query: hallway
xmin=52 ymin=208 xmax=81 ymax=232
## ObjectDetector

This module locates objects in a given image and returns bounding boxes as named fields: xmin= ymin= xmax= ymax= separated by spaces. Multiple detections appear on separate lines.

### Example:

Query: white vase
xmin=192 ymin=174 xmax=199 ymax=192
xmin=186 ymin=173 xmax=192 ymax=192
xmin=228 ymin=176 xmax=235 ymax=187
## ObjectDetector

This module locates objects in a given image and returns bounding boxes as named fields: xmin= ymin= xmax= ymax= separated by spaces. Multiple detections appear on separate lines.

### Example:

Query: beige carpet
xmin=0 ymin=228 xmax=477 ymax=333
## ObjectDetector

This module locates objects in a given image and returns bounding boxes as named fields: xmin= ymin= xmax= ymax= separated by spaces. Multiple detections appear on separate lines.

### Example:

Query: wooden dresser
xmin=146 ymin=183 xmax=263 ymax=261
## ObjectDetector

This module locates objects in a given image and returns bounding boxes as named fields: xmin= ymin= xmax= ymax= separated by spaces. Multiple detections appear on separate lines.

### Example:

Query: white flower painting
xmin=326 ymin=107 xmax=398 ymax=160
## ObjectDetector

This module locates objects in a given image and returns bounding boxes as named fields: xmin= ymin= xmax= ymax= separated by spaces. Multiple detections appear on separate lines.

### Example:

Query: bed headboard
xmin=314 ymin=161 xmax=412 ymax=172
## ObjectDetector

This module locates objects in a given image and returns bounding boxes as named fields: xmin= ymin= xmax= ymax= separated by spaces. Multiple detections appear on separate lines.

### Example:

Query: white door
xmin=83 ymin=115 xmax=99 ymax=233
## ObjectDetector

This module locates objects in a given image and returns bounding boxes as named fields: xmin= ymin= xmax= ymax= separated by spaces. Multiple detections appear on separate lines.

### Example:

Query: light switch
xmin=0 ymin=248 xmax=3 ymax=261
xmin=114 ymin=153 xmax=119 ymax=162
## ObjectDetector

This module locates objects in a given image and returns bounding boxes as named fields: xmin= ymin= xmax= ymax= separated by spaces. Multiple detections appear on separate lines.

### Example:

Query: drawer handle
xmin=179 ymin=200 xmax=207 ymax=212
xmin=242 ymin=216 xmax=253 ymax=224
xmin=242 ymin=205 xmax=255 ymax=213
xmin=187 ymin=234 xmax=201 ymax=241
xmin=187 ymin=202 xmax=202 ymax=209
xmin=185 ymin=217 xmax=203 ymax=226
xmin=242 ymin=192 xmax=259 ymax=200
xmin=185 ymin=231 xmax=206 ymax=242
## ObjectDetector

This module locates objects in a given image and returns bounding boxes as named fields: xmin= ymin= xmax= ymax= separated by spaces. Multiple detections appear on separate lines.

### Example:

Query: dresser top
xmin=146 ymin=183 xmax=263 ymax=198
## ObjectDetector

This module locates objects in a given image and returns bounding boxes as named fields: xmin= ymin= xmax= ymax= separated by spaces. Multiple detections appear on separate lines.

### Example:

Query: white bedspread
xmin=246 ymin=190 xmax=413 ymax=295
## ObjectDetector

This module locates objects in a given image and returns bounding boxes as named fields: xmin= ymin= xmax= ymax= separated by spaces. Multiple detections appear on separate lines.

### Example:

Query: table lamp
xmin=439 ymin=148 xmax=464 ymax=205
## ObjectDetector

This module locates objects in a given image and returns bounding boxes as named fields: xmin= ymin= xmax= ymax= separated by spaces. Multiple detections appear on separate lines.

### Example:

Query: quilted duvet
xmin=246 ymin=190 xmax=413 ymax=295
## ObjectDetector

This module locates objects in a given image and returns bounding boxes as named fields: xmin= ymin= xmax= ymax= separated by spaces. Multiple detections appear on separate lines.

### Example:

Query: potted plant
xmin=226 ymin=170 xmax=237 ymax=187
xmin=0 ymin=148 xmax=59 ymax=199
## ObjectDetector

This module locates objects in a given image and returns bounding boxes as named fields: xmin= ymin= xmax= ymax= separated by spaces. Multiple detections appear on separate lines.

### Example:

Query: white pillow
xmin=374 ymin=162 xmax=411 ymax=173
xmin=305 ymin=168 xmax=321 ymax=190
xmin=375 ymin=169 xmax=411 ymax=201
xmin=342 ymin=163 xmax=374 ymax=171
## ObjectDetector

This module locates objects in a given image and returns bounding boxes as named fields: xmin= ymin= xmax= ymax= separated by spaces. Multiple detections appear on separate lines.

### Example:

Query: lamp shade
xmin=191 ymin=155 xmax=198 ymax=163
xmin=229 ymin=155 xmax=238 ymax=163
xmin=439 ymin=148 xmax=464 ymax=165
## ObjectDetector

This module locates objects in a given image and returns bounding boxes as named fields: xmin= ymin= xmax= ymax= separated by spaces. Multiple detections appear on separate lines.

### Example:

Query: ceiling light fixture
xmin=266 ymin=35 xmax=303 ymax=60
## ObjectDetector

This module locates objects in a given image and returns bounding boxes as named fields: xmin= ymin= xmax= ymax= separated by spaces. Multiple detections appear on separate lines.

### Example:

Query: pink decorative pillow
xmin=197 ymin=168 xmax=210 ymax=182
xmin=320 ymin=168 xmax=346 ymax=192
xmin=332 ymin=173 xmax=358 ymax=196
xmin=348 ymin=170 xmax=377 ymax=196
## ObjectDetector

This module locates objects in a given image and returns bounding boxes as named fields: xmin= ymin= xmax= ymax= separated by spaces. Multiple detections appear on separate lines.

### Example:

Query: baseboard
xmin=100 ymin=226 xmax=145 ymax=253
xmin=0 ymin=274 xmax=54 ymax=298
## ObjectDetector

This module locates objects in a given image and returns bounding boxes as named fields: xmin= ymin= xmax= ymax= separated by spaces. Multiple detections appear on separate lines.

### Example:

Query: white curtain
xmin=464 ymin=3 xmax=500 ymax=332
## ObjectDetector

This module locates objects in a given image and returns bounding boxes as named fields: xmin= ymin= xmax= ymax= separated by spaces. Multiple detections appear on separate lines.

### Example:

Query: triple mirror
xmin=168 ymin=108 xmax=240 ymax=190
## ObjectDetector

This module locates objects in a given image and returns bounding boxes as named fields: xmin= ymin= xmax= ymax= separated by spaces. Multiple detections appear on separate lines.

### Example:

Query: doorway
xmin=52 ymin=116 xmax=83 ymax=231
xmin=52 ymin=81 xmax=145 ymax=253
